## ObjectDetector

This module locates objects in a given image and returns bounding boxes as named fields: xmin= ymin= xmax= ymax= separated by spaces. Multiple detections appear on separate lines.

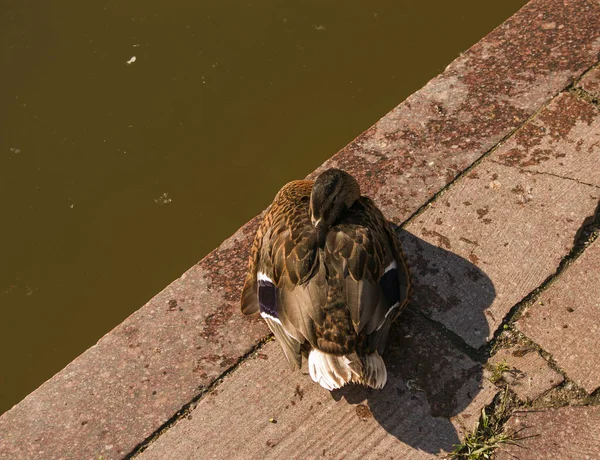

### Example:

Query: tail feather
xmin=308 ymin=349 xmax=387 ymax=390
xmin=361 ymin=351 xmax=387 ymax=389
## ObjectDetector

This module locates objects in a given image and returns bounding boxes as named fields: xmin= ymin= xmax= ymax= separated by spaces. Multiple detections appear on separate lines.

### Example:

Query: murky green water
xmin=0 ymin=1 xmax=527 ymax=414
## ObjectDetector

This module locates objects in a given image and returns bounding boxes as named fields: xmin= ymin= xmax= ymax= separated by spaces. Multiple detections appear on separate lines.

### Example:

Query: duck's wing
xmin=266 ymin=187 xmax=325 ymax=351
xmin=328 ymin=197 xmax=411 ymax=353
xmin=241 ymin=180 xmax=323 ymax=368
xmin=370 ymin=218 xmax=411 ymax=354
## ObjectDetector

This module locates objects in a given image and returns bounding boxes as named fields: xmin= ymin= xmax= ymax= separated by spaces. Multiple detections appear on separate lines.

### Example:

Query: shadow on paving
xmin=332 ymin=231 xmax=495 ymax=454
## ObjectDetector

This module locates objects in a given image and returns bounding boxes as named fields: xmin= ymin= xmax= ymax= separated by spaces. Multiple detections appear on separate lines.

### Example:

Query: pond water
xmin=0 ymin=0 xmax=527 ymax=414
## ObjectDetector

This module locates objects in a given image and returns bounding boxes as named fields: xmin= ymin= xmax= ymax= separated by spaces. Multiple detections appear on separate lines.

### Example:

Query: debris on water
xmin=9 ymin=147 xmax=21 ymax=154
xmin=126 ymin=56 xmax=137 ymax=65
xmin=313 ymin=24 xmax=326 ymax=31
xmin=154 ymin=192 xmax=172 ymax=206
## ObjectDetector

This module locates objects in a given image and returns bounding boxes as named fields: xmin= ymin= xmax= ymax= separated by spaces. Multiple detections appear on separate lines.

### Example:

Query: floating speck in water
xmin=313 ymin=24 xmax=326 ymax=31
xmin=9 ymin=147 xmax=21 ymax=154
xmin=69 ymin=204 xmax=74 ymax=209
xmin=155 ymin=193 xmax=172 ymax=206
xmin=126 ymin=56 xmax=137 ymax=65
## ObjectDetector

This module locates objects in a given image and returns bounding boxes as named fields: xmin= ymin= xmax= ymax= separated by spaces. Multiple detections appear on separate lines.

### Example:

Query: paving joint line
xmin=483 ymin=200 xmax=600 ymax=361
xmin=421 ymin=197 xmax=600 ymax=423
xmin=490 ymin=327 xmax=570 ymax=382
xmin=125 ymin=334 xmax=273 ymax=459
xmin=491 ymin=327 xmax=592 ymax=404
xmin=399 ymin=89 xmax=566 ymax=230
xmin=398 ymin=55 xmax=600 ymax=230
xmin=407 ymin=306 xmax=485 ymax=364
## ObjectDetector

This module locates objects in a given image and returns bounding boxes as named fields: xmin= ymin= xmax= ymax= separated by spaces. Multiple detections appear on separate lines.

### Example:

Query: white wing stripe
xmin=260 ymin=312 xmax=282 ymax=325
xmin=383 ymin=260 xmax=397 ymax=274
xmin=375 ymin=301 xmax=400 ymax=331
xmin=257 ymin=271 xmax=274 ymax=283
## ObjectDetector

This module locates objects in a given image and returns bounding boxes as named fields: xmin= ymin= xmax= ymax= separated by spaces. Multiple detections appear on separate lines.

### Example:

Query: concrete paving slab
xmin=517 ymin=239 xmax=600 ymax=394
xmin=579 ymin=65 xmax=600 ymax=100
xmin=137 ymin=310 xmax=496 ymax=460
xmin=404 ymin=159 xmax=599 ymax=349
xmin=488 ymin=347 xmax=564 ymax=401
xmin=311 ymin=0 xmax=600 ymax=223
xmin=496 ymin=406 xmax=600 ymax=460
xmin=494 ymin=92 xmax=600 ymax=187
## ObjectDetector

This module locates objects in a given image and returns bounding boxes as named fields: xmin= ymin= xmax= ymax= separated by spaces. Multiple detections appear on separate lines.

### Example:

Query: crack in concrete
xmin=400 ymin=91 xmax=565 ymax=229
xmin=522 ymin=169 xmax=600 ymax=189
xmin=487 ymin=158 xmax=600 ymax=190
xmin=401 ymin=57 xmax=600 ymax=230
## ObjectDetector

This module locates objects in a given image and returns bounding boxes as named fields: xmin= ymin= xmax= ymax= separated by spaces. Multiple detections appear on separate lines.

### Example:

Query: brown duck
xmin=241 ymin=168 xmax=411 ymax=390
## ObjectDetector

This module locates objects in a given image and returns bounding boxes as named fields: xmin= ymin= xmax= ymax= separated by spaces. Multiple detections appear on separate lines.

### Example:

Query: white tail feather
xmin=308 ymin=349 xmax=387 ymax=390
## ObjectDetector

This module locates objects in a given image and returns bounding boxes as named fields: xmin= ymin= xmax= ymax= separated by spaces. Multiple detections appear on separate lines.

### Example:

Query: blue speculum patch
xmin=258 ymin=280 xmax=278 ymax=318
xmin=380 ymin=268 xmax=400 ymax=308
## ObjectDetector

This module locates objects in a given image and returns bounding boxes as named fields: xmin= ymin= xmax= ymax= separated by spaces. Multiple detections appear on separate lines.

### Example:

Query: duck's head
xmin=310 ymin=168 xmax=360 ymax=232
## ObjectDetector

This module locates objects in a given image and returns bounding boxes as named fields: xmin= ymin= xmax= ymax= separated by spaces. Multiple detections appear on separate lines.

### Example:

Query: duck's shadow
xmin=331 ymin=230 xmax=495 ymax=455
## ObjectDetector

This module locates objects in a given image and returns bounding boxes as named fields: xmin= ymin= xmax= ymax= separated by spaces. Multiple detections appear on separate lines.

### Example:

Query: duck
xmin=241 ymin=168 xmax=411 ymax=390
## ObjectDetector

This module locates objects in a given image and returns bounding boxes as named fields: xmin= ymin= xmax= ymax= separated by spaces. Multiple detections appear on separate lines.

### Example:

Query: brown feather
xmin=240 ymin=273 xmax=258 ymax=315
xmin=264 ymin=317 xmax=301 ymax=370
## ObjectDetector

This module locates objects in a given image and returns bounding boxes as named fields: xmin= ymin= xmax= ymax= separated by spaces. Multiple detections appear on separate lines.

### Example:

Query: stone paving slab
xmin=517 ymin=239 xmax=600 ymax=394
xmin=2 ymin=1 xmax=600 ymax=459
xmin=494 ymin=92 xmax=600 ymax=188
xmin=488 ymin=346 xmax=564 ymax=401
xmin=138 ymin=310 xmax=496 ymax=460
xmin=404 ymin=158 xmax=599 ymax=349
xmin=496 ymin=406 xmax=600 ymax=460
xmin=579 ymin=64 xmax=600 ymax=100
